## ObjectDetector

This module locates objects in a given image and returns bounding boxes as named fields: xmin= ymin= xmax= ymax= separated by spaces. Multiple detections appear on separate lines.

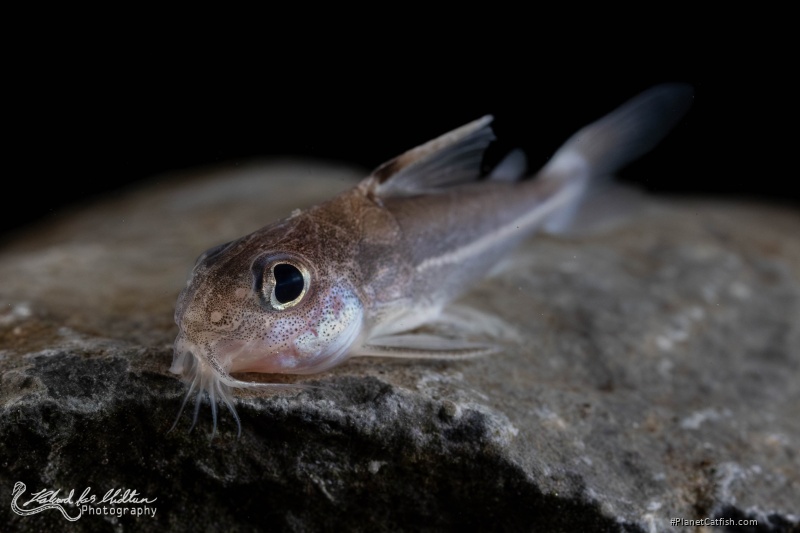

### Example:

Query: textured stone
xmin=1 ymin=162 xmax=798 ymax=532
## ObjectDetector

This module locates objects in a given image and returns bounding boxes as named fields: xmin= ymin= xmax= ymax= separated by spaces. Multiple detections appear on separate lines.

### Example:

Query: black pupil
xmin=273 ymin=263 xmax=304 ymax=304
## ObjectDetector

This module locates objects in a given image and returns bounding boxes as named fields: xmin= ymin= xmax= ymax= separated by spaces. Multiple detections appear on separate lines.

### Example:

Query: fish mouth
xmin=170 ymin=333 xmax=195 ymax=377
xmin=170 ymin=332 xmax=230 ymax=382
xmin=169 ymin=332 xmax=315 ymax=437
xmin=214 ymin=337 xmax=306 ymax=374
xmin=171 ymin=331 xmax=284 ymax=379
xmin=168 ymin=332 xmax=241 ymax=437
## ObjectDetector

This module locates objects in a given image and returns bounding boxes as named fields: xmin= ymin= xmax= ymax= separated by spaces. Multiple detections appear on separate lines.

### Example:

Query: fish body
xmin=170 ymin=85 xmax=693 ymax=434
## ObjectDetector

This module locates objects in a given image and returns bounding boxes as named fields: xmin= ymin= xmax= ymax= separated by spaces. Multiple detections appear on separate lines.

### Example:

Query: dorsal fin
xmin=368 ymin=115 xmax=494 ymax=197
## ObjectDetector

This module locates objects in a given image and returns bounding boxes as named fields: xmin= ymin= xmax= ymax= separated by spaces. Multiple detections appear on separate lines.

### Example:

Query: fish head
xmin=170 ymin=216 xmax=365 ymax=385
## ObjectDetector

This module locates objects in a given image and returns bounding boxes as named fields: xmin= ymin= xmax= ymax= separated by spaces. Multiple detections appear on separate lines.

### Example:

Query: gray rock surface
xmin=1 ymin=162 xmax=798 ymax=532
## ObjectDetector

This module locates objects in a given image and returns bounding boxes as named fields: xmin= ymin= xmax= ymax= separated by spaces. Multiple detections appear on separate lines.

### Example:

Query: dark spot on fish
xmin=372 ymin=157 xmax=402 ymax=183
xmin=194 ymin=240 xmax=235 ymax=270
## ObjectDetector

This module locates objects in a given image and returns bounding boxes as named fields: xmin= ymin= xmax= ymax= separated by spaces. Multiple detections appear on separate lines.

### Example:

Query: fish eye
xmin=273 ymin=263 xmax=304 ymax=303
xmin=252 ymin=253 xmax=313 ymax=311
xmin=263 ymin=261 xmax=310 ymax=310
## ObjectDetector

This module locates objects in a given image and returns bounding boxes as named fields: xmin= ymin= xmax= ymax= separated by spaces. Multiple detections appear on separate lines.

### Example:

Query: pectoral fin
xmin=354 ymin=333 xmax=498 ymax=360
xmin=354 ymin=304 xmax=516 ymax=360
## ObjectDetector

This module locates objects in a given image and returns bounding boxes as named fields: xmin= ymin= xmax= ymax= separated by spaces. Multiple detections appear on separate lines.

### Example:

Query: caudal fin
xmin=540 ymin=84 xmax=693 ymax=233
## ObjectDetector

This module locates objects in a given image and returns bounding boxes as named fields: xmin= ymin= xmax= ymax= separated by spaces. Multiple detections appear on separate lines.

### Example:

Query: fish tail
xmin=539 ymin=84 xmax=693 ymax=233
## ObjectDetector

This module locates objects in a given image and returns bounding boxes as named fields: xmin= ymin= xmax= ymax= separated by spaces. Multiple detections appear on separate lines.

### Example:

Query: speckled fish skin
xmin=170 ymin=84 xmax=693 ymax=434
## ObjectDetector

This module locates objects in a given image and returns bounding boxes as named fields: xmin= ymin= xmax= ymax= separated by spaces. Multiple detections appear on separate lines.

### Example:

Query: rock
xmin=1 ymin=161 xmax=798 ymax=532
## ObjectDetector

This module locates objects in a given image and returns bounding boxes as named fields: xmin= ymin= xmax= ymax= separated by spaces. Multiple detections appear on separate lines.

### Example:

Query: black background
xmin=3 ymin=22 xmax=793 ymax=240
